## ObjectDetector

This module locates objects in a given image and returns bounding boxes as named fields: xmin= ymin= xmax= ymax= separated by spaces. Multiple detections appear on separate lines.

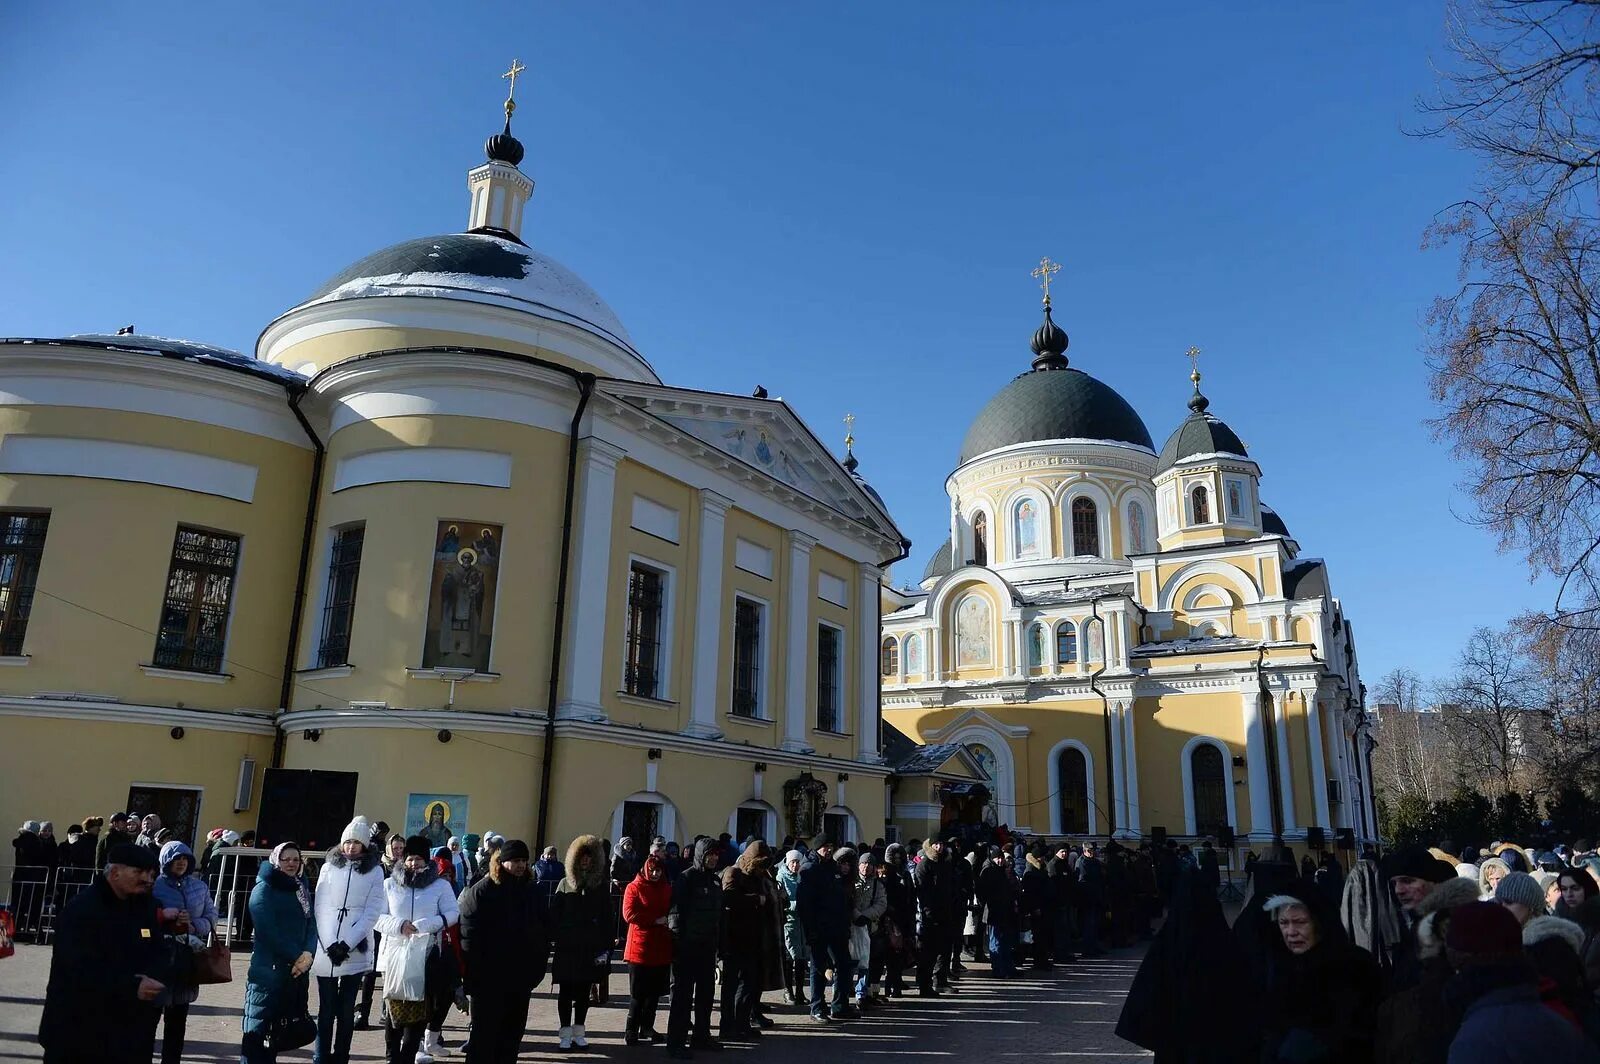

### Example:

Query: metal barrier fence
xmin=1 ymin=864 xmax=96 ymax=943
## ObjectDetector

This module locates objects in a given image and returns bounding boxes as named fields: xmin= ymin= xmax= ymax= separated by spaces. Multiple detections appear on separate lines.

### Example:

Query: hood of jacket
xmin=1524 ymin=914 xmax=1586 ymax=953
xmin=564 ymin=834 xmax=607 ymax=892
xmin=324 ymin=844 xmax=380 ymax=874
xmin=918 ymin=839 xmax=945 ymax=862
xmin=692 ymin=836 xmax=717 ymax=872
xmin=158 ymin=840 xmax=196 ymax=877
xmin=1415 ymin=876 xmax=1486 ymax=959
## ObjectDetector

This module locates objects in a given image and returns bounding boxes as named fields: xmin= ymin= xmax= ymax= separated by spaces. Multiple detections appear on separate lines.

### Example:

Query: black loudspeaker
xmin=1217 ymin=825 xmax=1236 ymax=848
xmin=257 ymin=768 xmax=359 ymax=851
xmin=1307 ymin=826 xmax=1325 ymax=849
xmin=1151 ymin=826 xmax=1167 ymax=846
xmin=1336 ymin=827 xmax=1356 ymax=851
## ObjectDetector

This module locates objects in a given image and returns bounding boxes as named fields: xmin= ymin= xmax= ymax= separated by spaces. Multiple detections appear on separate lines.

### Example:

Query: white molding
xmin=1155 ymin=558 xmax=1263 ymax=611
xmin=404 ymin=667 xmax=500 ymax=683
xmin=0 ymin=697 xmax=275 ymax=736
xmin=734 ymin=537 xmax=774 ymax=579
xmin=630 ymin=495 xmax=681 ymax=544
xmin=0 ymin=656 xmax=29 ymax=667
xmin=728 ymin=799 xmax=780 ymax=843
xmin=1179 ymin=734 xmax=1239 ymax=837
xmin=559 ymin=437 xmax=624 ymax=721
xmin=610 ymin=790 xmax=681 ymax=846
xmin=332 ymin=447 xmax=512 ymax=492
xmin=1045 ymin=738 xmax=1097 ymax=835
xmin=139 ymin=665 xmax=233 ymax=684
xmin=817 ymin=571 xmax=849 ymax=607
xmin=296 ymin=664 xmax=353 ymax=680
xmin=551 ymin=717 xmax=893 ymax=776
xmin=0 ymin=436 xmax=259 ymax=503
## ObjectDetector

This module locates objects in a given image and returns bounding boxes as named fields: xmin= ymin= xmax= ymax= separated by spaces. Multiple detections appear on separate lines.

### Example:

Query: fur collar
xmin=324 ymin=846 xmax=379 ymax=874
xmin=564 ymin=834 xmax=607 ymax=892
xmin=396 ymin=864 xmax=439 ymax=890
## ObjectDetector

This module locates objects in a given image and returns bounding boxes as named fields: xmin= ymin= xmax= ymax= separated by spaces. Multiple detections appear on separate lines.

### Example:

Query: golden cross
xmin=843 ymin=412 xmax=856 ymax=453
xmin=502 ymin=58 xmax=527 ymax=112
xmin=1186 ymin=345 xmax=1202 ymax=385
xmin=1031 ymin=256 xmax=1062 ymax=304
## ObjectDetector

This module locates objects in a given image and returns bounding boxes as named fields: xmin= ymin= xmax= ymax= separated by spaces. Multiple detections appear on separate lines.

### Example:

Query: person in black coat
xmin=881 ymin=843 xmax=916 ymax=995
xmin=1047 ymin=842 xmax=1080 ymax=963
xmin=1257 ymin=883 xmax=1381 ymax=1063
xmin=977 ymin=846 xmax=1020 ymax=976
xmin=457 ymin=840 xmax=548 ymax=1064
xmin=667 ymin=837 xmax=724 ymax=1057
xmin=912 ymin=838 xmax=957 ymax=994
xmin=1019 ymin=843 xmax=1056 ymax=969
xmin=797 ymin=836 xmax=856 ymax=1020
xmin=38 ymin=844 xmax=175 ymax=1064
xmin=1076 ymin=842 xmax=1107 ymax=956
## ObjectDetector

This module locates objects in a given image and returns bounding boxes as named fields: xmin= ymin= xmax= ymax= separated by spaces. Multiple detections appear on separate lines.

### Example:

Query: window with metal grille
xmin=316 ymin=525 xmax=364 ymax=668
xmin=153 ymin=527 xmax=240 ymax=674
xmin=1191 ymin=485 xmax=1211 ymax=524
xmin=817 ymin=623 xmax=841 ymax=732
xmin=1071 ymin=497 xmax=1099 ymax=556
xmin=880 ymin=636 xmax=898 ymax=677
xmin=625 ymin=563 xmax=665 ymax=698
xmin=1191 ymin=743 xmax=1228 ymax=839
xmin=1058 ymin=746 xmax=1089 ymax=834
xmin=732 ymin=597 xmax=762 ymax=717
xmin=1056 ymin=622 xmax=1077 ymax=664
xmin=0 ymin=512 xmax=49 ymax=657
xmin=735 ymin=806 xmax=767 ymax=843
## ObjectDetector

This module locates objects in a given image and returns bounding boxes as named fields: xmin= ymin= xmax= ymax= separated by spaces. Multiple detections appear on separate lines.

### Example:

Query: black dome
xmin=960 ymin=368 xmax=1154 ymax=464
xmin=1156 ymin=408 xmax=1249 ymax=472
xmin=1260 ymin=505 xmax=1290 ymax=538
xmin=485 ymin=117 xmax=524 ymax=166
xmin=922 ymin=536 xmax=954 ymax=582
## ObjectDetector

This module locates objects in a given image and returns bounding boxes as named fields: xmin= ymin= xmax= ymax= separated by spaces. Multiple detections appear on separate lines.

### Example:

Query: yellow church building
xmin=879 ymin=281 xmax=1379 ymax=858
xmin=0 ymin=77 xmax=907 ymax=853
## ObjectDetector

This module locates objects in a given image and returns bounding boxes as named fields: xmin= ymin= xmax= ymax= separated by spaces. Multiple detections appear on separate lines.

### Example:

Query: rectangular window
xmin=0 ymin=512 xmax=49 ymax=656
xmin=731 ymin=597 xmax=763 ymax=718
xmin=316 ymin=525 xmax=364 ymax=668
xmin=735 ymin=806 xmax=766 ymax=843
xmin=153 ymin=526 xmax=241 ymax=674
xmin=816 ymin=623 xmax=841 ymax=732
xmin=624 ymin=562 xmax=665 ymax=699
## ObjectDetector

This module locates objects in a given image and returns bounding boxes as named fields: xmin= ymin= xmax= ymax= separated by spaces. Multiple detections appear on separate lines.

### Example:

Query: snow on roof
xmin=1169 ymin=450 xmax=1254 ymax=465
xmin=24 ymin=334 xmax=309 ymax=387
xmin=1133 ymin=636 xmax=1259 ymax=655
xmin=888 ymin=599 xmax=929 ymax=618
xmin=1023 ymin=582 xmax=1136 ymax=606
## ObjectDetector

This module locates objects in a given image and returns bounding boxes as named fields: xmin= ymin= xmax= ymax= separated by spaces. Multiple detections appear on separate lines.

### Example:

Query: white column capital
xmin=788 ymin=530 xmax=818 ymax=556
xmin=578 ymin=435 xmax=628 ymax=470
xmin=700 ymin=488 xmax=733 ymax=518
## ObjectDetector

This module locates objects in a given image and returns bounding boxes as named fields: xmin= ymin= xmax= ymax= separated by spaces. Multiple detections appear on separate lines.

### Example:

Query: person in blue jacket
xmin=152 ymin=840 xmax=220 ymax=1064
xmin=242 ymin=843 xmax=318 ymax=1064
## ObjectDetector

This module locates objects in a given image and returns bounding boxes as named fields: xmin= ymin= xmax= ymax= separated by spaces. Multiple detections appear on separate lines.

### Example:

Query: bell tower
xmin=467 ymin=59 xmax=535 ymax=241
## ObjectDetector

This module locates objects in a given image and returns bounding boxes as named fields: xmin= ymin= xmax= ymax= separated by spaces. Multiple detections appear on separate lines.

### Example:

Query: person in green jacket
xmin=242 ymin=843 xmax=318 ymax=1063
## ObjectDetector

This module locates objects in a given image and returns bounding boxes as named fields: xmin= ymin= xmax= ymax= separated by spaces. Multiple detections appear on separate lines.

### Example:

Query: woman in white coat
xmin=376 ymin=835 xmax=459 ymax=1064
xmin=312 ymin=816 xmax=388 ymax=1064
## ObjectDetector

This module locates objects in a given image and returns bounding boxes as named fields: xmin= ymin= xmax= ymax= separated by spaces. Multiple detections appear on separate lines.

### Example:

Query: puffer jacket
xmin=550 ymin=835 xmax=613 ymax=985
xmin=669 ymin=838 xmax=724 ymax=956
xmin=153 ymin=840 xmax=219 ymax=939
xmin=243 ymin=861 xmax=316 ymax=1034
xmin=623 ymin=869 xmax=674 ymax=967
xmin=311 ymin=846 xmax=387 ymax=977
xmin=913 ymin=842 xmax=955 ymax=930
xmin=374 ymin=863 xmax=459 ymax=997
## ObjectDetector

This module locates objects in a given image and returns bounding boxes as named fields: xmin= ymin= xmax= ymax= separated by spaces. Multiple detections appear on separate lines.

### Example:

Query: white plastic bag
xmin=380 ymin=932 xmax=431 ymax=1002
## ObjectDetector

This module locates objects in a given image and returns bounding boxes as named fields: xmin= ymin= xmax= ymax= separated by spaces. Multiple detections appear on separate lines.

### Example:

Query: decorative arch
xmin=903 ymin=633 xmax=924 ymax=676
xmin=728 ymin=799 xmax=779 ymax=843
xmin=880 ymin=636 xmax=899 ymax=677
xmin=1182 ymin=582 xmax=1242 ymax=611
xmin=822 ymin=804 xmax=860 ymax=844
xmin=1180 ymin=736 xmax=1238 ymax=838
xmin=610 ymin=790 xmax=682 ymax=847
xmin=1006 ymin=489 xmax=1048 ymax=561
xmin=935 ymin=725 xmax=1018 ymax=827
xmin=1156 ymin=559 xmax=1261 ymax=612
xmin=1046 ymin=738 xmax=1097 ymax=835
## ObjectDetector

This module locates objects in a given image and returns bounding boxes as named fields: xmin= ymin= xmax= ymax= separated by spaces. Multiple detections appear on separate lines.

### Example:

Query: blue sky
xmin=0 ymin=3 xmax=1547 ymax=684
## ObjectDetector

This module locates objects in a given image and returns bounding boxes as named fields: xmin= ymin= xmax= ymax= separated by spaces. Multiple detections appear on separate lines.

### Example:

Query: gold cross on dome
xmin=844 ymin=412 xmax=856 ymax=453
xmin=502 ymin=58 xmax=527 ymax=112
xmin=1186 ymin=345 xmax=1202 ymax=385
xmin=1031 ymin=256 xmax=1062 ymax=305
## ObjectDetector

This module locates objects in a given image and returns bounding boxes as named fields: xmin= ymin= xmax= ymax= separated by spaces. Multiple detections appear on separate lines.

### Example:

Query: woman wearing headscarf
xmin=720 ymin=840 xmax=778 ymax=1040
xmin=776 ymin=848 xmax=811 ymax=1007
xmin=1257 ymin=883 xmax=1381 ymax=1062
xmin=242 ymin=843 xmax=317 ymax=1064
xmin=975 ymin=844 xmax=1019 ymax=977
xmin=549 ymin=835 xmax=611 ymax=1050
xmin=1478 ymin=856 xmax=1511 ymax=899
xmin=152 ymin=840 xmax=221 ymax=1064
xmin=622 ymin=854 xmax=673 ymax=1045
xmin=1116 ymin=865 xmax=1256 ymax=1062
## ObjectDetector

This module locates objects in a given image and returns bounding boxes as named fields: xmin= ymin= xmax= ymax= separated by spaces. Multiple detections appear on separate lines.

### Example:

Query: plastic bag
xmin=381 ymin=932 xmax=431 ymax=1002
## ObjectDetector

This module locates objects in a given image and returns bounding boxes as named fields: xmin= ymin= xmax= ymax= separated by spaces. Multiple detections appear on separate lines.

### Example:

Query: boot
xmin=782 ymin=959 xmax=797 ymax=1004
xmin=573 ymin=1024 xmax=588 ymax=1049
xmin=558 ymin=1026 xmax=573 ymax=1051
xmin=793 ymin=961 xmax=810 ymax=1007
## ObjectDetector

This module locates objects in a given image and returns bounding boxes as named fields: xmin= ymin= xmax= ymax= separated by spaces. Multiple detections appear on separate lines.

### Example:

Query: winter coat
xmin=550 ymin=835 xmax=613 ymax=985
xmin=1524 ymin=916 xmax=1597 ymax=1034
xmin=977 ymin=862 xmax=1018 ymax=930
xmin=721 ymin=862 xmax=772 ymax=961
xmin=534 ymin=856 xmax=565 ymax=884
xmin=1047 ymin=854 xmax=1077 ymax=909
xmin=755 ymin=871 xmax=788 ymax=990
xmin=311 ymin=846 xmax=387 ymax=977
xmin=797 ymin=852 xmax=851 ymax=942
xmin=1076 ymin=853 xmax=1106 ymax=905
xmin=1019 ymin=856 xmax=1053 ymax=917
xmin=38 ymin=876 xmax=171 ymax=1063
xmin=458 ymin=866 xmax=549 ymax=992
xmin=1555 ymin=895 xmax=1600 ymax=1002
xmin=153 ymin=841 xmax=220 ymax=940
xmin=243 ymin=861 xmax=317 ymax=1034
xmin=623 ymin=870 xmax=674 ymax=967
xmin=1375 ymin=875 xmax=1481 ymax=1064
xmin=912 ymin=843 xmax=956 ymax=930
xmin=611 ymin=845 xmax=641 ymax=888
xmin=94 ymin=826 xmax=138 ymax=870
xmin=850 ymin=874 xmax=888 ymax=964
xmin=669 ymin=838 xmax=724 ymax=956
xmin=776 ymin=862 xmax=809 ymax=959
xmin=376 ymin=864 xmax=460 ymax=1008
xmin=1256 ymin=885 xmax=1381 ymax=1064
xmin=61 ymin=832 xmax=98 ymax=869
xmin=882 ymin=859 xmax=915 ymax=938
xmin=1445 ymin=960 xmax=1600 ymax=1064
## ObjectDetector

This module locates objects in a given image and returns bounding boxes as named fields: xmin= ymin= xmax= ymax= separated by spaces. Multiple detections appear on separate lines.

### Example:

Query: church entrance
xmin=126 ymin=784 xmax=202 ymax=847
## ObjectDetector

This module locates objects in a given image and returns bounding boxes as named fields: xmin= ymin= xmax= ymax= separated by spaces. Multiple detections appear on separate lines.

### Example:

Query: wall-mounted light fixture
xmin=170 ymin=726 xmax=185 ymax=740
xmin=304 ymin=729 xmax=322 ymax=742
xmin=647 ymin=748 xmax=663 ymax=761
xmin=437 ymin=729 xmax=452 ymax=743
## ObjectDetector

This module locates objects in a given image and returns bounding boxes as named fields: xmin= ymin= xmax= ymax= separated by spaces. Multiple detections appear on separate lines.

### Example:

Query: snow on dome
xmin=301 ymin=232 xmax=636 ymax=354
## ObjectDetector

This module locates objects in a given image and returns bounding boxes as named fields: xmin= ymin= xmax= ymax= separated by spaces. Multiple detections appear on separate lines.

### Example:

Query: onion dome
xmin=1260 ymin=504 xmax=1290 ymax=538
xmin=1030 ymin=302 xmax=1069 ymax=370
xmin=485 ymin=117 xmax=524 ymax=166
xmin=1155 ymin=375 xmax=1249 ymax=473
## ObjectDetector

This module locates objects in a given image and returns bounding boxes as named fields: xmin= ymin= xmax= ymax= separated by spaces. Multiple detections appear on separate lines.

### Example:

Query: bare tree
xmin=1372 ymin=667 xmax=1451 ymax=803
xmin=1441 ymin=626 xmax=1539 ymax=793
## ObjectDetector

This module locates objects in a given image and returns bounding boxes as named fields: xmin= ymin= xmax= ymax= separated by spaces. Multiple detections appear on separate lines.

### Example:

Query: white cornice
xmin=950 ymin=439 xmax=1159 ymax=491
xmin=553 ymin=718 xmax=892 ymax=776
xmin=923 ymin=707 xmax=1031 ymax=740
xmin=0 ymin=697 xmax=276 ymax=736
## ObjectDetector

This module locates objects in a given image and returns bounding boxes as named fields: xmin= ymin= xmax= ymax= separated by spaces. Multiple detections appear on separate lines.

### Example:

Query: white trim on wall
xmin=332 ymin=448 xmax=512 ymax=492
xmin=728 ymin=799 xmax=780 ymax=843
xmin=630 ymin=496 xmax=681 ymax=544
xmin=1045 ymin=738 xmax=1097 ymax=835
xmin=0 ymin=436 xmax=259 ymax=502
xmin=1180 ymin=734 xmax=1240 ymax=838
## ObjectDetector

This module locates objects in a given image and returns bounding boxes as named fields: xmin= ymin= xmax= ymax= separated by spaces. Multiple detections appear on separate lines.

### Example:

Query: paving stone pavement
xmin=0 ymin=943 xmax=1152 ymax=1061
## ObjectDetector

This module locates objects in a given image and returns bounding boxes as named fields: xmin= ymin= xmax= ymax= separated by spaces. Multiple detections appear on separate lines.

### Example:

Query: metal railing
xmin=1 ymin=864 xmax=96 ymax=943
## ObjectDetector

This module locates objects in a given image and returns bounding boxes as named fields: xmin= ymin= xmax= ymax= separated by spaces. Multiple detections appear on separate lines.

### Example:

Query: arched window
xmin=1057 ymin=746 xmax=1089 ymax=834
xmin=880 ymin=637 xmax=899 ymax=677
xmin=1191 ymin=485 xmax=1211 ymax=524
xmin=1071 ymin=497 xmax=1099 ymax=557
xmin=972 ymin=511 xmax=989 ymax=567
xmin=1026 ymin=623 xmax=1044 ymax=668
xmin=1055 ymin=621 xmax=1078 ymax=664
xmin=1128 ymin=501 xmax=1147 ymax=554
xmin=1013 ymin=498 xmax=1040 ymax=559
xmin=904 ymin=634 xmax=923 ymax=675
xmin=1190 ymin=744 xmax=1228 ymax=838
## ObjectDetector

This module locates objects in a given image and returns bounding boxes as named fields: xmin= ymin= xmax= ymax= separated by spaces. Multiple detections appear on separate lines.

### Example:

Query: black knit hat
xmin=1382 ymin=845 xmax=1457 ymax=884
xmin=501 ymin=839 xmax=531 ymax=861
xmin=403 ymin=835 xmax=431 ymax=859
xmin=107 ymin=842 xmax=156 ymax=870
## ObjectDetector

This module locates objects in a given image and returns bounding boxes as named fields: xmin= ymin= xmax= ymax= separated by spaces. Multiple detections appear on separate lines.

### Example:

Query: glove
xmin=853 ymin=916 xmax=869 ymax=927
xmin=325 ymin=941 xmax=351 ymax=967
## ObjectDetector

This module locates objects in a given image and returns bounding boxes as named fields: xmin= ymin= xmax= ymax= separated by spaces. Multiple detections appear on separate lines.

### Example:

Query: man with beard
xmin=39 ymin=844 xmax=172 ymax=1063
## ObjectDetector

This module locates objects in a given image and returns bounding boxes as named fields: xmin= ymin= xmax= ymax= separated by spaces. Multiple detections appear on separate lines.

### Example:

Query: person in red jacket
xmin=623 ymin=855 xmax=674 ymax=1045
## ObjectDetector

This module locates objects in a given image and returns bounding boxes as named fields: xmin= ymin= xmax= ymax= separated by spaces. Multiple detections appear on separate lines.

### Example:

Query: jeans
xmin=987 ymin=925 xmax=1016 ymax=976
xmin=667 ymin=952 xmax=717 ymax=1047
xmin=159 ymin=1002 xmax=188 ymax=1064
xmin=720 ymin=954 xmax=759 ymax=1034
xmin=808 ymin=936 xmax=850 ymax=1016
xmin=315 ymin=974 xmax=363 ymax=1064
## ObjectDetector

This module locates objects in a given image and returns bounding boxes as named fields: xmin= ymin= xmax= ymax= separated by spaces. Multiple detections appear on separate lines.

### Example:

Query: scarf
xmin=271 ymin=843 xmax=312 ymax=916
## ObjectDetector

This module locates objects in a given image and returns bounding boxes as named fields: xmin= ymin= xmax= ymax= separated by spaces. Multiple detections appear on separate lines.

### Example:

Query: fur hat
xmin=1382 ymin=845 xmax=1458 ymax=884
xmin=1494 ymin=871 xmax=1549 ymax=915
xmin=1447 ymin=901 xmax=1523 ymax=957
xmin=341 ymin=816 xmax=374 ymax=847
xmin=500 ymin=839 xmax=531 ymax=861
xmin=403 ymin=834 xmax=431 ymax=859
xmin=1524 ymin=914 xmax=1585 ymax=954
xmin=835 ymin=846 xmax=858 ymax=866
xmin=107 ymin=842 xmax=156 ymax=870
xmin=1415 ymin=877 xmax=1486 ymax=959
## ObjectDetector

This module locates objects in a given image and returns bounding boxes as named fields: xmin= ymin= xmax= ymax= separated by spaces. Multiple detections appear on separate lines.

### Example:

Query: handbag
xmin=193 ymin=934 xmax=233 ymax=984
xmin=265 ymin=978 xmax=316 ymax=1051
xmin=886 ymin=921 xmax=906 ymax=954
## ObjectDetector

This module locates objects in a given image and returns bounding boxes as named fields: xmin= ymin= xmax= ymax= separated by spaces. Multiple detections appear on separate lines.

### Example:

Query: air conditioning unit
xmin=235 ymin=757 xmax=257 ymax=812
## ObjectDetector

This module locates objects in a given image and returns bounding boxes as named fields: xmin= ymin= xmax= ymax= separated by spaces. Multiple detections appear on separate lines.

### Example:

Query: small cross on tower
xmin=1031 ymin=256 xmax=1062 ymax=305
xmin=843 ymin=412 xmax=856 ymax=455
xmin=502 ymin=58 xmax=527 ymax=115
xmin=1186 ymin=345 xmax=1203 ymax=387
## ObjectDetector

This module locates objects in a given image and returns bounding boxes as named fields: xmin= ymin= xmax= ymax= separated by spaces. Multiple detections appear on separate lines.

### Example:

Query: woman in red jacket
xmin=623 ymin=854 xmax=674 ymax=1044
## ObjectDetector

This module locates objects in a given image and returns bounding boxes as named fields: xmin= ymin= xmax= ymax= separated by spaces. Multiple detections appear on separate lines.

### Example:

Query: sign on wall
xmin=406 ymin=792 xmax=469 ymax=848
xmin=422 ymin=520 xmax=502 ymax=672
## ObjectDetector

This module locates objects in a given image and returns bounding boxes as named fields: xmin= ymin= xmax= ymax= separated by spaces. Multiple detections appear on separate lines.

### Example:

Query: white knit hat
xmin=341 ymin=816 xmax=374 ymax=846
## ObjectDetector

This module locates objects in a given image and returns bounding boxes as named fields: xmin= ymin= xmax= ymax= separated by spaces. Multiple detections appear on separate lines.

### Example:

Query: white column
xmin=1271 ymin=689 xmax=1299 ymax=834
xmin=1305 ymin=694 xmax=1332 ymax=832
xmin=1012 ymin=621 xmax=1026 ymax=678
xmin=781 ymin=532 xmax=816 ymax=753
xmin=928 ymin=623 xmax=943 ymax=681
xmin=684 ymin=490 xmax=731 ymax=739
xmin=558 ymin=437 xmax=624 ymax=720
xmin=1241 ymin=687 xmax=1274 ymax=841
xmin=856 ymin=564 xmax=882 ymax=763
xmin=1121 ymin=700 xmax=1141 ymax=834
xmin=1109 ymin=699 xmax=1128 ymax=833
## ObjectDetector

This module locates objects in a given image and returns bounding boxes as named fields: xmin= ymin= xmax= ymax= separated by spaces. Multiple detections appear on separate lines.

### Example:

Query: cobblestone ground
xmin=0 ymin=943 xmax=1151 ymax=1061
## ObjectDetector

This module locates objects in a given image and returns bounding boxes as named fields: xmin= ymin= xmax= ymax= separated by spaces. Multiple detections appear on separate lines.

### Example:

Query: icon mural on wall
xmin=423 ymin=520 xmax=501 ymax=672
xmin=904 ymin=634 xmax=923 ymax=675
xmin=1015 ymin=499 xmax=1039 ymax=558
xmin=955 ymin=594 xmax=991 ymax=667
xmin=406 ymin=793 xmax=468 ymax=847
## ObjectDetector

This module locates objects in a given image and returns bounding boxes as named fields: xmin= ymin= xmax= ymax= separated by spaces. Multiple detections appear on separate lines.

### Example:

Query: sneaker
xmin=558 ymin=1026 xmax=574 ymax=1051
xmin=415 ymin=1053 xmax=434 ymax=1064
xmin=573 ymin=1024 xmax=588 ymax=1049
xmin=425 ymin=1028 xmax=451 ymax=1055
xmin=809 ymin=1012 xmax=832 ymax=1023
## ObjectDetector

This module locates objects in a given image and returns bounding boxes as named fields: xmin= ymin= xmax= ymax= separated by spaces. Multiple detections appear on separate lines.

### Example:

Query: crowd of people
xmin=20 ymin=810 xmax=1132 ymax=1064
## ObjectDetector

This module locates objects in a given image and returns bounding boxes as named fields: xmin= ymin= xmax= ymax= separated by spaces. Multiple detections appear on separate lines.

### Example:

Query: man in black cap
xmin=796 ymin=833 xmax=856 ymax=1021
xmin=94 ymin=812 xmax=137 ymax=870
xmin=458 ymin=839 xmax=547 ymax=1064
xmin=1382 ymin=845 xmax=1459 ymax=992
xmin=39 ymin=843 xmax=172 ymax=1063
xmin=913 ymin=837 xmax=956 ymax=995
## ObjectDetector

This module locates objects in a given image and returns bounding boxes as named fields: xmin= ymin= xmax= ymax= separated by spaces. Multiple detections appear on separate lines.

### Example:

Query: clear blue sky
xmin=0 ymin=3 xmax=1549 ymax=685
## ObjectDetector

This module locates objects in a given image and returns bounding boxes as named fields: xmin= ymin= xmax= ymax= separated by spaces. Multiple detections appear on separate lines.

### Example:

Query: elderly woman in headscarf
xmin=242 ymin=843 xmax=317 ymax=1064
xmin=1477 ymin=855 xmax=1511 ymax=900
xmin=1256 ymin=884 xmax=1381 ymax=1062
